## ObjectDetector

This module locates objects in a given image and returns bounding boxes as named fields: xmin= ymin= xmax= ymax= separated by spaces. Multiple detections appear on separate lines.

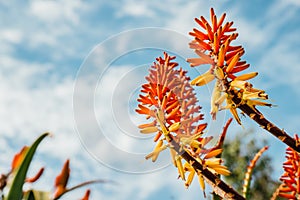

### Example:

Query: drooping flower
xmin=187 ymin=8 xmax=271 ymax=124
xmin=136 ymin=52 xmax=230 ymax=194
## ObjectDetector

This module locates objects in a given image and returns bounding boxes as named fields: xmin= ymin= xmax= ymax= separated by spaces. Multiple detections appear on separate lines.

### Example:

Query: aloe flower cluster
xmin=136 ymin=52 xmax=234 ymax=197
xmin=276 ymin=135 xmax=300 ymax=199
xmin=187 ymin=8 xmax=270 ymax=124
xmin=187 ymin=8 xmax=300 ymax=153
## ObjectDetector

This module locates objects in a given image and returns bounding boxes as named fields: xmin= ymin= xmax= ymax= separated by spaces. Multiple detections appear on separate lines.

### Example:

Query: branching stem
xmin=168 ymin=136 xmax=245 ymax=200
xmin=228 ymin=88 xmax=300 ymax=153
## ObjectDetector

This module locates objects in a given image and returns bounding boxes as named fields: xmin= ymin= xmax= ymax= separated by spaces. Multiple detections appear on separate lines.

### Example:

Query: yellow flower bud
xmin=140 ymin=126 xmax=159 ymax=134
xmin=191 ymin=70 xmax=215 ymax=86
xmin=169 ymin=122 xmax=181 ymax=132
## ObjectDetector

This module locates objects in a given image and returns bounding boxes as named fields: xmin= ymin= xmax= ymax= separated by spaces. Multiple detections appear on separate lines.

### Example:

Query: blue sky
xmin=1 ymin=0 xmax=300 ymax=199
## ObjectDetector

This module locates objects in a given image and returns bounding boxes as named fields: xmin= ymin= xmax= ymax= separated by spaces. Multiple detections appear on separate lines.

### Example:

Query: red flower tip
xmin=188 ymin=8 xmax=249 ymax=80
xmin=54 ymin=159 xmax=70 ymax=198
xmin=136 ymin=52 xmax=204 ymax=138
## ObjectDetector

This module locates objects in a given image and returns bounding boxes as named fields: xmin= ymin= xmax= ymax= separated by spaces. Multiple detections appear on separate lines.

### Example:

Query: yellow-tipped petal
xmin=235 ymin=72 xmax=258 ymax=81
xmin=215 ymin=93 xmax=226 ymax=106
xmin=176 ymin=156 xmax=186 ymax=181
xmin=145 ymin=140 xmax=167 ymax=162
xmin=180 ymin=132 xmax=202 ymax=148
xmin=156 ymin=109 xmax=170 ymax=137
xmin=185 ymin=170 xmax=196 ymax=188
xmin=204 ymin=158 xmax=222 ymax=168
xmin=169 ymin=122 xmax=181 ymax=132
xmin=145 ymin=152 xmax=156 ymax=162
xmin=242 ymin=91 xmax=268 ymax=100
xmin=214 ymin=66 xmax=225 ymax=80
xmin=211 ymin=166 xmax=231 ymax=176
xmin=157 ymin=108 xmax=165 ymax=122
xmin=230 ymin=107 xmax=241 ymax=125
xmin=155 ymin=139 xmax=164 ymax=148
xmin=226 ymin=52 xmax=241 ymax=73
xmin=247 ymin=99 xmax=272 ymax=108
xmin=210 ymin=105 xmax=218 ymax=121
xmin=170 ymin=148 xmax=177 ymax=167
xmin=204 ymin=149 xmax=223 ymax=159
xmin=230 ymin=80 xmax=248 ymax=89
xmin=190 ymin=140 xmax=202 ymax=149
xmin=140 ymin=126 xmax=159 ymax=134
xmin=198 ymin=174 xmax=206 ymax=192
xmin=211 ymin=82 xmax=222 ymax=120
xmin=247 ymin=87 xmax=265 ymax=93
xmin=191 ymin=71 xmax=215 ymax=86
xmin=183 ymin=161 xmax=195 ymax=172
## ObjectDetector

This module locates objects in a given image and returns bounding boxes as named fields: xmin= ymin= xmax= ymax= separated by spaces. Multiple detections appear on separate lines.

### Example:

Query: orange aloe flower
xmin=187 ymin=8 xmax=271 ymax=124
xmin=11 ymin=146 xmax=44 ymax=183
xmin=136 ymin=52 xmax=206 ymax=142
xmin=11 ymin=146 xmax=29 ymax=171
xmin=136 ymin=52 xmax=230 ymax=194
xmin=276 ymin=134 xmax=300 ymax=199
xmin=53 ymin=159 xmax=70 ymax=199
xmin=81 ymin=189 xmax=91 ymax=200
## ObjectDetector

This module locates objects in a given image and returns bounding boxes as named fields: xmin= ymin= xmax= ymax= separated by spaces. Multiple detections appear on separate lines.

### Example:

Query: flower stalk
xmin=227 ymin=87 xmax=300 ymax=152
xmin=169 ymin=136 xmax=245 ymax=200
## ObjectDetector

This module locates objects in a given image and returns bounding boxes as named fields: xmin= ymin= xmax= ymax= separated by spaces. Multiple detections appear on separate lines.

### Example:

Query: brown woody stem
xmin=229 ymin=89 xmax=300 ymax=153
xmin=169 ymin=137 xmax=245 ymax=200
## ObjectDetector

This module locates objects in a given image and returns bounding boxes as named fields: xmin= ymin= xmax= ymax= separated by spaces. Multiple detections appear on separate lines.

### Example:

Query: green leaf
xmin=6 ymin=133 xmax=50 ymax=200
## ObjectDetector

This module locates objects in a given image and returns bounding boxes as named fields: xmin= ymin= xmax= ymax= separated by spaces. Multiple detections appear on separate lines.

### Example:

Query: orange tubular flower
xmin=276 ymin=134 xmax=300 ymax=199
xmin=11 ymin=146 xmax=29 ymax=171
xmin=136 ymin=52 xmax=230 ymax=195
xmin=81 ymin=189 xmax=91 ymax=200
xmin=54 ymin=159 xmax=70 ymax=199
xmin=187 ymin=8 xmax=270 ymax=124
xmin=136 ymin=52 xmax=206 ymax=141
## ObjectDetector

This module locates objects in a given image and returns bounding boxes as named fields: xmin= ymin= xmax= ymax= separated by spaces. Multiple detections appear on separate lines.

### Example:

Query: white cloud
xmin=29 ymin=0 xmax=88 ymax=25
xmin=0 ymin=29 xmax=23 ymax=44
xmin=115 ymin=0 xmax=155 ymax=18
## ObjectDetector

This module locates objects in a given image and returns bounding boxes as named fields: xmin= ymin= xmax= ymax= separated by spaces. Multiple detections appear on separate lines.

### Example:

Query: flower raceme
xmin=187 ymin=8 xmax=271 ymax=124
xmin=136 ymin=52 xmax=230 ymax=195
xmin=187 ymin=8 xmax=300 ymax=154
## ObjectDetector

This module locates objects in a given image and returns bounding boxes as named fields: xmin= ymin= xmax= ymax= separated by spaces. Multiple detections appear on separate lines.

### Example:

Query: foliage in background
xmin=0 ymin=133 xmax=109 ymax=200
xmin=222 ymin=131 xmax=281 ymax=200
